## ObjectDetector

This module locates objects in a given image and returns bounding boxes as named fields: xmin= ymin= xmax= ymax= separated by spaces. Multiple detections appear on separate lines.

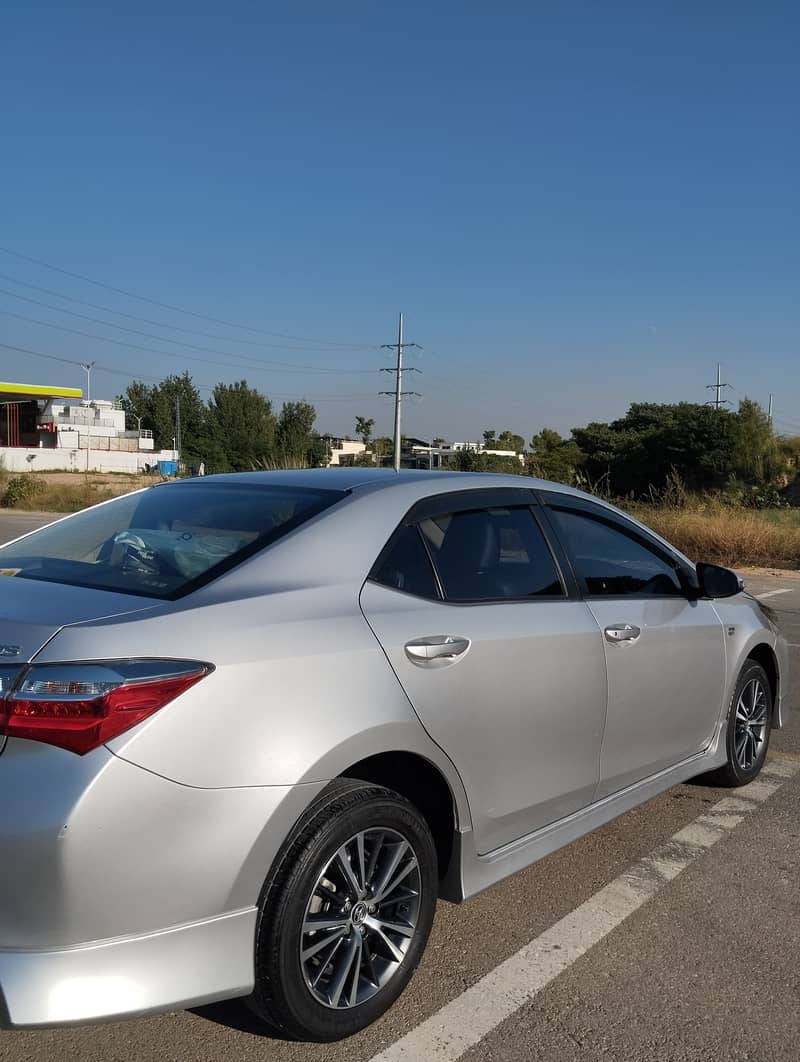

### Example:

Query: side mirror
xmin=696 ymin=562 xmax=742 ymax=599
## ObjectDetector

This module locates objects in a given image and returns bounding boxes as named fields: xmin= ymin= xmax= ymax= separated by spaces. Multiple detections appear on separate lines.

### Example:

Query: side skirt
xmin=440 ymin=738 xmax=728 ymax=903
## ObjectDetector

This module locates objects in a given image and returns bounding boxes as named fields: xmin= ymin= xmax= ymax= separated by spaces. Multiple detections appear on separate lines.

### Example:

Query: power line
xmin=379 ymin=312 xmax=422 ymax=471
xmin=0 ymin=339 xmax=82 ymax=370
xmin=0 ymin=340 xmax=166 ymax=388
xmin=773 ymin=417 xmax=800 ymax=433
xmin=0 ymin=339 xmax=382 ymax=402
xmin=0 ymin=287 xmax=376 ymax=370
xmin=0 ymin=308 xmax=379 ymax=376
xmin=0 ymin=271 xmax=377 ymax=353
xmin=0 ymin=245 xmax=377 ymax=349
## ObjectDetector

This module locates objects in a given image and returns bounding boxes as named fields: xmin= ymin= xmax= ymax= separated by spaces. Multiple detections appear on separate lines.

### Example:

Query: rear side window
xmin=371 ymin=525 xmax=440 ymax=599
xmin=419 ymin=507 xmax=564 ymax=601
xmin=0 ymin=482 xmax=345 ymax=599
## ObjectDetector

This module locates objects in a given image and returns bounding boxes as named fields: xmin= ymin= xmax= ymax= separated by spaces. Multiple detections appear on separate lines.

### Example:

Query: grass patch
xmin=21 ymin=483 xmax=118 ymax=512
xmin=2 ymin=476 xmax=121 ymax=513
xmin=625 ymin=502 xmax=800 ymax=569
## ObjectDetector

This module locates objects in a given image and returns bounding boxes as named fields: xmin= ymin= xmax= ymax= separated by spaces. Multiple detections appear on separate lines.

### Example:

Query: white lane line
xmin=369 ymin=758 xmax=800 ymax=1062
xmin=756 ymin=588 xmax=793 ymax=599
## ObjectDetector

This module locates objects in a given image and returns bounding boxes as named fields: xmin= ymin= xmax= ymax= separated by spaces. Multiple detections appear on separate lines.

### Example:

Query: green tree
xmin=276 ymin=400 xmax=318 ymax=465
xmin=496 ymin=430 xmax=526 ymax=454
xmin=205 ymin=381 xmax=276 ymax=472
xmin=453 ymin=448 xmax=480 ymax=471
xmin=527 ymin=428 xmax=583 ymax=485
xmin=372 ymin=436 xmax=393 ymax=466
xmin=732 ymin=398 xmax=779 ymax=485
xmin=120 ymin=372 xmax=206 ymax=467
xmin=354 ymin=416 xmax=375 ymax=448
xmin=777 ymin=435 xmax=800 ymax=480
xmin=572 ymin=403 xmax=740 ymax=496
xmin=452 ymin=450 xmax=523 ymax=475
xmin=479 ymin=453 xmax=524 ymax=475
xmin=482 ymin=430 xmax=497 ymax=448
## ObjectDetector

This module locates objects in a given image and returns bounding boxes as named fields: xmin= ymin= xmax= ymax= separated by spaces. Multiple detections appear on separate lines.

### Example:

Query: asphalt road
xmin=0 ymin=510 xmax=63 ymax=540
xmin=0 ymin=512 xmax=798 ymax=1062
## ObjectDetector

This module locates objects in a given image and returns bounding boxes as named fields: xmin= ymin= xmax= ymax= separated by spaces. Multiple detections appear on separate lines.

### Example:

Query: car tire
xmin=708 ymin=660 xmax=773 ymax=787
xmin=247 ymin=778 xmax=438 ymax=1042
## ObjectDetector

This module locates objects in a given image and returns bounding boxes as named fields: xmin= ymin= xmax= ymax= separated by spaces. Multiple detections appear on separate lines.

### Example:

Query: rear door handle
xmin=405 ymin=635 xmax=471 ymax=667
xmin=604 ymin=624 xmax=641 ymax=643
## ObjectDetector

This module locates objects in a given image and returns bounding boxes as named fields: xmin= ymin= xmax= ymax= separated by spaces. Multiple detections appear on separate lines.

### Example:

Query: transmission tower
xmin=705 ymin=362 xmax=731 ymax=410
xmin=380 ymin=312 xmax=421 ymax=470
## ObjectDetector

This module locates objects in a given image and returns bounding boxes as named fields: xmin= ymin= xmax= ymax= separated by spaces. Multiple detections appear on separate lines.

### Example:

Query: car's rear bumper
xmin=0 ymin=737 xmax=328 ymax=1028
xmin=0 ymin=907 xmax=257 ymax=1028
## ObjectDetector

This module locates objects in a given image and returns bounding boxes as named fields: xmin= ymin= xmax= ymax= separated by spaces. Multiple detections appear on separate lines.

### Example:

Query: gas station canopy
xmin=0 ymin=382 xmax=83 ymax=403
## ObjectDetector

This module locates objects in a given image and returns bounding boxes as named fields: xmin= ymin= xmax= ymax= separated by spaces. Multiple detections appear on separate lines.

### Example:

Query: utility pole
xmin=768 ymin=393 xmax=774 ymax=424
xmin=380 ymin=312 xmax=421 ymax=471
xmin=705 ymin=362 xmax=731 ymax=410
xmin=175 ymin=393 xmax=182 ymax=464
xmin=80 ymin=360 xmax=95 ymax=404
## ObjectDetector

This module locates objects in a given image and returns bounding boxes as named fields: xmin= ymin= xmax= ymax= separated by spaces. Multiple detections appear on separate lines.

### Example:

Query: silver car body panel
xmin=447 ymin=739 xmax=730 ymax=900
xmin=0 ymin=909 xmax=257 ymax=1028
xmin=711 ymin=593 xmax=785 ymax=728
xmin=0 ymin=737 xmax=328 ymax=949
xmin=0 ymin=571 xmax=160 ymax=665
xmin=0 ymin=469 xmax=784 ymax=1027
xmin=586 ymin=595 xmax=727 ymax=799
xmin=360 ymin=581 xmax=608 ymax=853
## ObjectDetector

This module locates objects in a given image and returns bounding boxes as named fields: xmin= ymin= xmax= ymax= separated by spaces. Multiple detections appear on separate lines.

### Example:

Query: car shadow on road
xmin=190 ymin=999 xmax=291 ymax=1040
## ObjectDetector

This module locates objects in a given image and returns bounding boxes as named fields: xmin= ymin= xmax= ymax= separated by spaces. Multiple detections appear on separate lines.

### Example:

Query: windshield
xmin=0 ymin=481 xmax=345 ymax=600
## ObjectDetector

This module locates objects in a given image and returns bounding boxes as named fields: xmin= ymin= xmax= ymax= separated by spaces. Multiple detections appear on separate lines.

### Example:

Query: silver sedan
xmin=0 ymin=470 xmax=786 ymax=1041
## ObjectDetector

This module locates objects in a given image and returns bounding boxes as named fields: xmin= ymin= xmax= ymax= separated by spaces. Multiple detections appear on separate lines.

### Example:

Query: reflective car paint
xmin=0 ymin=469 xmax=784 ymax=1028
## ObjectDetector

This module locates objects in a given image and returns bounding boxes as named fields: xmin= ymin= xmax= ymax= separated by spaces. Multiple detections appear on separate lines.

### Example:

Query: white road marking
xmin=368 ymin=757 xmax=800 ymax=1062
xmin=756 ymin=588 xmax=793 ymax=599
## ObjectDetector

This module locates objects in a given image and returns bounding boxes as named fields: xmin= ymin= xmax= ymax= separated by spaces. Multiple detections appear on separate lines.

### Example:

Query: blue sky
xmin=1 ymin=1 xmax=798 ymax=442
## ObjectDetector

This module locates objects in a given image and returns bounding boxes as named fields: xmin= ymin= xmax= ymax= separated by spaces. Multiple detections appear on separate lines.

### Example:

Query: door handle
xmin=604 ymin=624 xmax=641 ymax=643
xmin=404 ymin=635 xmax=471 ymax=667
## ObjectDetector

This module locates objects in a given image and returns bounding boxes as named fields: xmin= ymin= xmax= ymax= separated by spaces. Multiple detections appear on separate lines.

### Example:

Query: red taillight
xmin=0 ymin=663 xmax=209 ymax=755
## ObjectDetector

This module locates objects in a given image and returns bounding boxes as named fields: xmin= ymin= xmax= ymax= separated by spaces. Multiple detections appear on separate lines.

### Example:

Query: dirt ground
xmin=29 ymin=471 xmax=159 ymax=493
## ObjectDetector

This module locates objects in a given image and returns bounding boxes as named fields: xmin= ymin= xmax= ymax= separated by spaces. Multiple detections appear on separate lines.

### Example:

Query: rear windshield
xmin=0 ymin=482 xmax=345 ymax=600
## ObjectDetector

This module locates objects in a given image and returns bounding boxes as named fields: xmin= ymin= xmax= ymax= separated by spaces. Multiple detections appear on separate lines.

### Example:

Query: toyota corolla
xmin=0 ymin=469 xmax=786 ymax=1041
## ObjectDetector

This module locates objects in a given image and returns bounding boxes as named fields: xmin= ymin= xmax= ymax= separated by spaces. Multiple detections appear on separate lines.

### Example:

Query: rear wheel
xmin=248 ymin=778 xmax=438 ymax=1042
xmin=710 ymin=660 xmax=772 ymax=787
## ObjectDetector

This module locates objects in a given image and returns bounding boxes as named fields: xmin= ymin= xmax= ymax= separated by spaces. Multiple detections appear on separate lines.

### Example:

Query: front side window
xmin=0 ymin=482 xmax=345 ymax=599
xmin=418 ymin=506 xmax=564 ymax=601
xmin=549 ymin=507 xmax=682 ymax=597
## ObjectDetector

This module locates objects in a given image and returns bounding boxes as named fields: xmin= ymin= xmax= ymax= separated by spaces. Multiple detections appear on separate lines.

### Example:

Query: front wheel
xmin=248 ymin=779 xmax=438 ymax=1041
xmin=710 ymin=660 xmax=773 ymax=787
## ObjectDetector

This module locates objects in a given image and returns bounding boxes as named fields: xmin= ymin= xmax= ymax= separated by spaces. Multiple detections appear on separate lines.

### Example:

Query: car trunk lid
xmin=0 ymin=576 xmax=162 ymax=757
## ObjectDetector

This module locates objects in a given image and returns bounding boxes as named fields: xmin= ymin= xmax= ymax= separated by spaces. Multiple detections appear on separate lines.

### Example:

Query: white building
xmin=324 ymin=437 xmax=368 ymax=466
xmin=0 ymin=382 xmax=178 ymax=474
xmin=407 ymin=440 xmax=524 ymax=468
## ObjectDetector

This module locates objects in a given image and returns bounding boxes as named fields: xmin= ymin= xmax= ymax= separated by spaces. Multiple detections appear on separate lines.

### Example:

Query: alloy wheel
xmin=733 ymin=677 xmax=769 ymax=771
xmin=300 ymin=828 xmax=422 ymax=1010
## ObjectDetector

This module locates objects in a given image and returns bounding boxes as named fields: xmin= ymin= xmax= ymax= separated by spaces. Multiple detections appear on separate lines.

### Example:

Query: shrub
xmin=2 ymin=475 xmax=47 ymax=508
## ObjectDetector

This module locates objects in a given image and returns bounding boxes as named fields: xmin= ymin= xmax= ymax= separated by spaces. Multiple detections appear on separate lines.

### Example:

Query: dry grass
xmin=1 ymin=471 xmax=153 ymax=513
xmin=21 ymin=483 xmax=119 ymax=513
xmin=626 ymin=503 xmax=800 ymax=569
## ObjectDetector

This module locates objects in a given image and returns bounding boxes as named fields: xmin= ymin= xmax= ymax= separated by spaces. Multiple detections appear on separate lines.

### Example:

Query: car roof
xmin=167 ymin=467 xmax=575 ymax=495
xmin=131 ymin=468 xmax=696 ymax=600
